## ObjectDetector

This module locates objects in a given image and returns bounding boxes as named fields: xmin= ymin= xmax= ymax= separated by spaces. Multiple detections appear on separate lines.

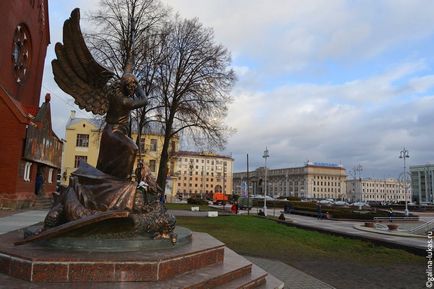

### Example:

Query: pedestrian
xmin=159 ymin=192 xmax=166 ymax=204
xmin=231 ymin=203 xmax=237 ymax=214
xmin=35 ymin=173 xmax=44 ymax=195
xmin=388 ymin=207 xmax=393 ymax=222
xmin=284 ymin=203 xmax=292 ymax=214
xmin=317 ymin=204 xmax=322 ymax=220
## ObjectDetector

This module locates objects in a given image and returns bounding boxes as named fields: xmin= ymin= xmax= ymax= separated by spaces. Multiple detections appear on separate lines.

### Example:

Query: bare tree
xmin=154 ymin=17 xmax=236 ymax=190
xmin=85 ymin=0 xmax=235 ymax=191
xmin=86 ymin=0 xmax=168 ymax=147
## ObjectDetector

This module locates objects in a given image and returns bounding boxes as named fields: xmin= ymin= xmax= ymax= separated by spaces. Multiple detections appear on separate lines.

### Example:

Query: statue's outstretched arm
xmin=130 ymin=98 xmax=148 ymax=109
xmin=123 ymin=86 xmax=148 ymax=109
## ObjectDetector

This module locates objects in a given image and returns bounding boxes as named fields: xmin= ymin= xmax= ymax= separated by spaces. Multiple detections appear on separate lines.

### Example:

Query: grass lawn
xmin=176 ymin=215 xmax=425 ymax=289
xmin=165 ymin=203 xmax=212 ymax=211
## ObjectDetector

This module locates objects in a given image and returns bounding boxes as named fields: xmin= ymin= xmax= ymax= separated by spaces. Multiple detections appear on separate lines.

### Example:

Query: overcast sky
xmin=43 ymin=0 xmax=434 ymax=178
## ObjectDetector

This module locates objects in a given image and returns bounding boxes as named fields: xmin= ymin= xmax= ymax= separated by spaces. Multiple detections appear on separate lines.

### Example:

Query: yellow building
xmin=172 ymin=151 xmax=234 ymax=200
xmin=61 ymin=111 xmax=179 ymax=191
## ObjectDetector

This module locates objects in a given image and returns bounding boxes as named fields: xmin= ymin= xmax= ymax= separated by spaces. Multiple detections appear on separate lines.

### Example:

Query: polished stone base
xmin=38 ymin=226 xmax=192 ymax=252
xmin=0 ymin=227 xmax=284 ymax=288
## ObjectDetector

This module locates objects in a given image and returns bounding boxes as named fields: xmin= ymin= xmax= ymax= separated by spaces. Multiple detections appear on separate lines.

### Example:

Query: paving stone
xmin=245 ymin=256 xmax=335 ymax=289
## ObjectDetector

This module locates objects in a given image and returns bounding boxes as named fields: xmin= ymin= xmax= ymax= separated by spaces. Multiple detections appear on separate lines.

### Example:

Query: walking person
xmin=317 ymin=203 xmax=322 ymax=220
xmin=35 ymin=173 xmax=44 ymax=195
xmin=388 ymin=207 xmax=393 ymax=222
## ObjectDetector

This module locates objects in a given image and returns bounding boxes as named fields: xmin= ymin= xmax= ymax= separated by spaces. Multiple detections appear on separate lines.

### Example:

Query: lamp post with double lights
xmin=263 ymin=148 xmax=269 ymax=216
xmin=399 ymin=147 xmax=410 ymax=216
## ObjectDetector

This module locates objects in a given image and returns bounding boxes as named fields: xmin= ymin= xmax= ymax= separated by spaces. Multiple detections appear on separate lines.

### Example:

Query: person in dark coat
xmin=35 ymin=173 xmax=44 ymax=195
xmin=317 ymin=204 xmax=322 ymax=220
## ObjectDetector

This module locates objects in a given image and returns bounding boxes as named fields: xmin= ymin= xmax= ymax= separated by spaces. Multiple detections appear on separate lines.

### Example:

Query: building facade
xmin=172 ymin=151 xmax=234 ymax=199
xmin=410 ymin=164 xmax=434 ymax=204
xmin=0 ymin=0 xmax=62 ymax=208
xmin=346 ymin=178 xmax=408 ymax=203
xmin=233 ymin=162 xmax=347 ymax=199
xmin=61 ymin=113 xmax=179 ymax=187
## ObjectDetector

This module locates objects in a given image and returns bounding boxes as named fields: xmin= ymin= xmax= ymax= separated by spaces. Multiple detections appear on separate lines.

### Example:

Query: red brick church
xmin=0 ymin=0 xmax=62 ymax=208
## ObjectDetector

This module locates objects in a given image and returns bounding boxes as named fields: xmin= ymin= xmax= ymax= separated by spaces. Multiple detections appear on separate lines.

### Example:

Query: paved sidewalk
xmin=276 ymin=211 xmax=426 ymax=252
xmin=245 ymin=256 xmax=335 ymax=289
xmin=169 ymin=209 xmax=231 ymax=217
xmin=0 ymin=210 xmax=47 ymax=234
xmin=0 ymin=209 xmax=226 ymax=234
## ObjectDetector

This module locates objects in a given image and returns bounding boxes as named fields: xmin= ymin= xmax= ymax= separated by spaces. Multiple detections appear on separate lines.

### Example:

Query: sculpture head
xmin=121 ymin=73 xmax=138 ymax=97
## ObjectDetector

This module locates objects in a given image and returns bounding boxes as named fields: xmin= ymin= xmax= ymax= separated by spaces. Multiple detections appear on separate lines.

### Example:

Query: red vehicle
xmin=213 ymin=192 xmax=229 ymax=205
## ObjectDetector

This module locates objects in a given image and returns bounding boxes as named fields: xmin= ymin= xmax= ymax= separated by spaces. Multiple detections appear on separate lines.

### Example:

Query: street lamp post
xmin=263 ymin=148 xmax=269 ymax=216
xmin=399 ymin=147 xmax=410 ymax=216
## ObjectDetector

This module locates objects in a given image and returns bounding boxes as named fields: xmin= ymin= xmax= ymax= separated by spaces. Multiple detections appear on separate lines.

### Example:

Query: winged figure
xmin=20 ymin=8 xmax=177 ymax=245
xmin=52 ymin=8 xmax=147 ymax=179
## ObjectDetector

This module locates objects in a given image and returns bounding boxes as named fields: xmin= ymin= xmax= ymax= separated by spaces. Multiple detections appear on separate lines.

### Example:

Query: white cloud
xmin=163 ymin=0 xmax=434 ymax=74
xmin=225 ymin=61 xmax=434 ymax=176
xmin=43 ymin=1 xmax=434 ymax=178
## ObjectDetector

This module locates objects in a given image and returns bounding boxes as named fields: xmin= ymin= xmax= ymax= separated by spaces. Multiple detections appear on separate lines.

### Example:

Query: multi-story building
xmin=233 ymin=162 xmax=347 ymax=199
xmin=410 ymin=164 xmax=434 ymax=204
xmin=61 ymin=112 xmax=179 ymax=188
xmin=172 ymin=151 xmax=234 ymax=199
xmin=0 ymin=0 xmax=63 ymax=208
xmin=346 ymin=178 xmax=408 ymax=203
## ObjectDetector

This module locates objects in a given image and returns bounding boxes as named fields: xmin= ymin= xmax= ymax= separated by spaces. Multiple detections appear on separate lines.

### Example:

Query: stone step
xmin=257 ymin=274 xmax=285 ymax=289
xmin=214 ymin=263 xmax=268 ymax=289
xmin=0 ymin=247 xmax=280 ymax=288
xmin=32 ymin=197 xmax=52 ymax=209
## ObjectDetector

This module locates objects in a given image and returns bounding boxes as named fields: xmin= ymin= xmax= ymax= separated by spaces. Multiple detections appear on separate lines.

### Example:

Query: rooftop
xmin=173 ymin=151 xmax=233 ymax=160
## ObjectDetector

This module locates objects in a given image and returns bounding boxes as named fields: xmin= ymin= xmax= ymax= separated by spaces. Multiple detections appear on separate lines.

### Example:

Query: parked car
xmin=253 ymin=195 xmax=275 ymax=200
xmin=334 ymin=201 xmax=349 ymax=206
xmin=319 ymin=199 xmax=333 ymax=205
xmin=352 ymin=202 xmax=370 ymax=208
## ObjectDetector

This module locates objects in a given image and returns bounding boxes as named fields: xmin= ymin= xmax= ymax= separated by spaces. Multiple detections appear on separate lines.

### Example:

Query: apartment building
xmin=172 ymin=151 xmax=233 ymax=199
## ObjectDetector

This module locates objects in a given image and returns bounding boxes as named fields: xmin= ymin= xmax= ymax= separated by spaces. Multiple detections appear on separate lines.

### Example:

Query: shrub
xmin=287 ymin=201 xmax=408 ymax=220
xmin=187 ymin=197 xmax=208 ymax=205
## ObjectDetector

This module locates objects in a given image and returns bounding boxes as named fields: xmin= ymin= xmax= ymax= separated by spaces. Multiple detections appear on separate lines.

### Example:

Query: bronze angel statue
xmin=25 ymin=8 xmax=177 ymax=244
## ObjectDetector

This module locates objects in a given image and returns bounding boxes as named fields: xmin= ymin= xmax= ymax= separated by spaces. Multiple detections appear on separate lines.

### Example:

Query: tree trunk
xmin=157 ymin=117 xmax=173 ymax=191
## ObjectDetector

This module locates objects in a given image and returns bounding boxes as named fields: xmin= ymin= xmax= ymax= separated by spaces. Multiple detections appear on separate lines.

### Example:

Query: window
xmin=150 ymin=139 xmax=157 ymax=151
xmin=23 ymin=162 xmax=32 ymax=182
xmin=149 ymin=160 xmax=156 ymax=172
xmin=74 ymin=156 xmax=87 ymax=168
xmin=76 ymin=134 xmax=89 ymax=147
xmin=139 ymin=138 xmax=145 ymax=153
xmin=48 ymin=168 xmax=53 ymax=184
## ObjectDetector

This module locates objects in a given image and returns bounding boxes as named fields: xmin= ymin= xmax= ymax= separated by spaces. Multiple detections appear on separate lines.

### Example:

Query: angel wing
xmin=52 ymin=8 xmax=114 ymax=115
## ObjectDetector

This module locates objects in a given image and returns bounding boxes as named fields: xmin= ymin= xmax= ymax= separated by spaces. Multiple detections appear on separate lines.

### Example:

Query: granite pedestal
xmin=0 ymin=227 xmax=284 ymax=288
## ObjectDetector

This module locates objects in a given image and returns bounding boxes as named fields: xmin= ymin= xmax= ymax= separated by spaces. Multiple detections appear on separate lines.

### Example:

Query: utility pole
xmin=263 ymin=148 xmax=269 ymax=216
xmin=247 ymin=153 xmax=250 ymax=215
xmin=399 ymin=147 xmax=410 ymax=216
